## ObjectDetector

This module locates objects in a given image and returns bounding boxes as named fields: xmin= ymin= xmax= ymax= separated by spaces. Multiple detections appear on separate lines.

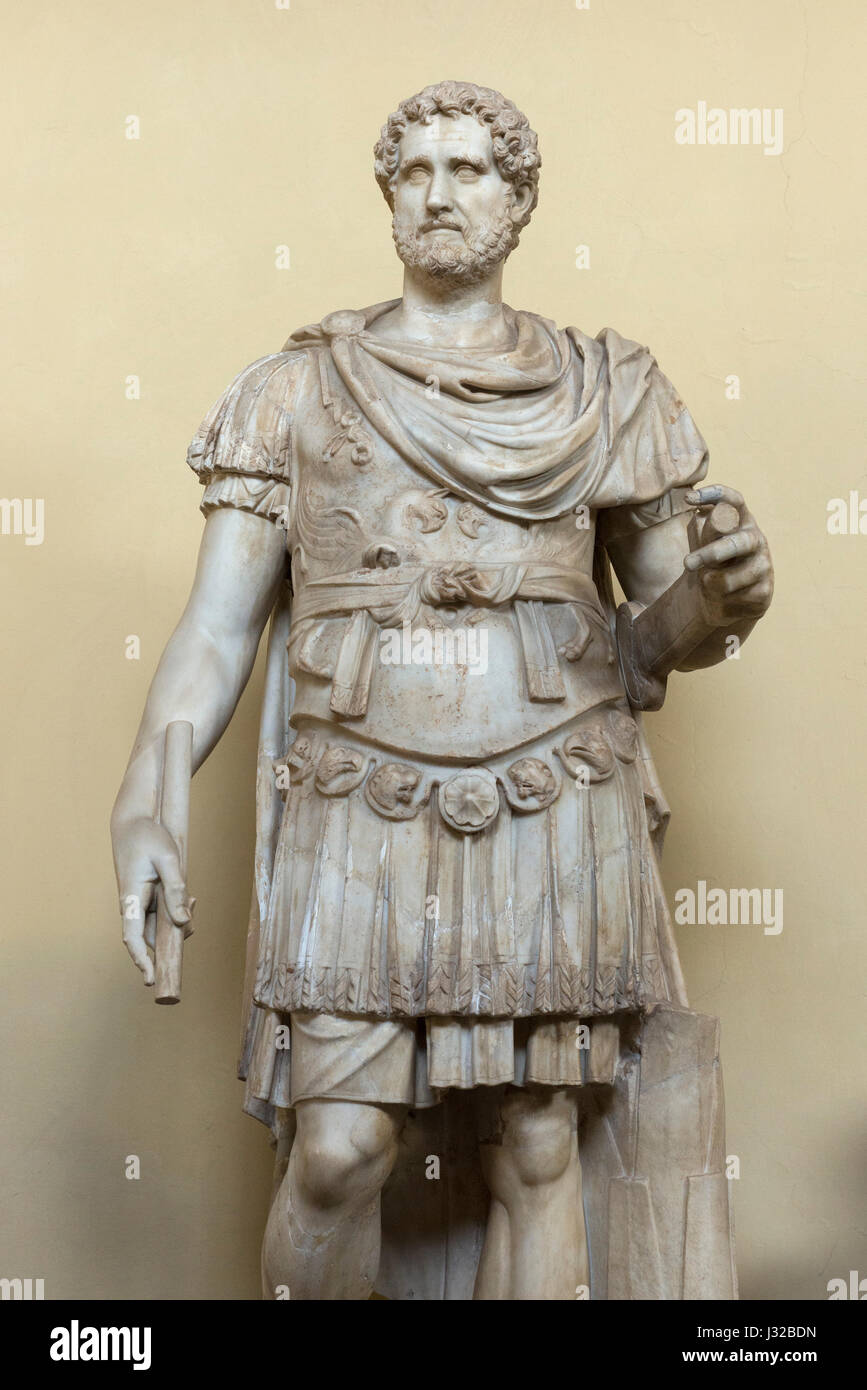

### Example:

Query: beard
xmin=392 ymin=206 xmax=520 ymax=286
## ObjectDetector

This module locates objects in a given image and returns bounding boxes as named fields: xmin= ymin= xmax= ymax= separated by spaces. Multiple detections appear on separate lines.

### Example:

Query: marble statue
xmin=111 ymin=81 xmax=773 ymax=1300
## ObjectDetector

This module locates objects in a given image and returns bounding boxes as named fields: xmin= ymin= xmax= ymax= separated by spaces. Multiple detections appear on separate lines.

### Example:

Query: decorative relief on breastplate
xmin=317 ymin=348 xmax=373 ymax=467
xmin=438 ymin=769 xmax=501 ymax=834
xmin=365 ymin=763 xmax=426 ymax=821
xmin=275 ymin=712 xmax=637 ymax=833
xmin=399 ymin=493 xmax=490 ymax=542
xmin=294 ymin=477 xmax=367 ymax=566
xmin=558 ymin=607 xmax=593 ymax=663
xmin=322 ymin=401 xmax=373 ymax=467
xmin=361 ymin=541 xmax=401 ymax=569
xmin=456 ymin=502 xmax=488 ymax=539
xmin=314 ymin=746 xmax=369 ymax=795
xmin=503 ymin=757 xmax=560 ymax=812
xmin=560 ymin=726 xmax=615 ymax=782
xmin=556 ymin=707 xmax=638 ymax=783
xmin=273 ymin=731 xmax=323 ymax=797
xmin=608 ymin=709 xmax=639 ymax=763
xmin=557 ymin=602 xmax=618 ymax=667
xmin=404 ymin=489 xmax=449 ymax=534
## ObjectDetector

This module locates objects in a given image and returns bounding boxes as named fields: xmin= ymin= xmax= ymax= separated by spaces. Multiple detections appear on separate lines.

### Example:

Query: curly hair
xmin=374 ymin=80 xmax=541 ymax=227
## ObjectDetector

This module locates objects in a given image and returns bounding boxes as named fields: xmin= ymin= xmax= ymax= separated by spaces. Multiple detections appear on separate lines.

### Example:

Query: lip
xmin=422 ymin=224 xmax=463 ymax=235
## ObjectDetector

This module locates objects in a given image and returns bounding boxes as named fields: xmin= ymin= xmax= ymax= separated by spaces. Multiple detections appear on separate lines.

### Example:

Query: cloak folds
xmin=284 ymin=300 xmax=708 ymax=520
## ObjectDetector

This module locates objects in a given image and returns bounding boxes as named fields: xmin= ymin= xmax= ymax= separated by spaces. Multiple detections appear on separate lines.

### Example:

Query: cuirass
xmin=284 ymin=350 xmax=627 ymax=759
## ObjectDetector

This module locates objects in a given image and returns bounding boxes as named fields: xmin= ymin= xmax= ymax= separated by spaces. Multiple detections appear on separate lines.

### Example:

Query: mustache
xmin=418 ymin=217 xmax=465 ymax=234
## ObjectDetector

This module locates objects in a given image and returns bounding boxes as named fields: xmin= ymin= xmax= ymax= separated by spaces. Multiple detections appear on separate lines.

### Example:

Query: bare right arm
xmin=111 ymin=505 xmax=287 ymax=984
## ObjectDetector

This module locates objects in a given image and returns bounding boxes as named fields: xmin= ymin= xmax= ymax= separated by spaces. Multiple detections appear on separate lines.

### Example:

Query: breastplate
xmin=284 ymin=352 xmax=626 ymax=760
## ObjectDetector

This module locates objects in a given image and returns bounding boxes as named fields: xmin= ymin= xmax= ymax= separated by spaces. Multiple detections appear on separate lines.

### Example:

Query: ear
xmin=510 ymin=180 xmax=534 ymax=224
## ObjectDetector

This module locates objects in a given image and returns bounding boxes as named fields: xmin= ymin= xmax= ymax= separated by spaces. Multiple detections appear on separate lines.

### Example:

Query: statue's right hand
xmin=113 ymin=816 xmax=192 ymax=987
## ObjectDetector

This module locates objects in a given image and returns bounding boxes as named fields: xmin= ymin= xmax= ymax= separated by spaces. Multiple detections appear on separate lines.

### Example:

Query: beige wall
xmin=2 ymin=0 xmax=864 ymax=1299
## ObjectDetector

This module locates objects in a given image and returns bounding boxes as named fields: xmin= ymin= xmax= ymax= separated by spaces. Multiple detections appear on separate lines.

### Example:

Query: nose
xmin=425 ymin=169 xmax=453 ymax=215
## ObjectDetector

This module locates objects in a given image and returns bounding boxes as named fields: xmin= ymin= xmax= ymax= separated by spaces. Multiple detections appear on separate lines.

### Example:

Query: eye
xmin=455 ymin=165 xmax=480 ymax=180
xmin=404 ymin=166 xmax=428 ymax=184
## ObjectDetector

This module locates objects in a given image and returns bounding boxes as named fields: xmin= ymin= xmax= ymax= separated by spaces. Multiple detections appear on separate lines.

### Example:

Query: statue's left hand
xmin=683 ymin=484 xmax=774 ymax=626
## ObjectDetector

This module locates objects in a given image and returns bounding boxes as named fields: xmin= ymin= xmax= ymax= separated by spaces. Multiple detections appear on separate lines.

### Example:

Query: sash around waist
xmin=292 ymin=561 xmax=600 ymax=626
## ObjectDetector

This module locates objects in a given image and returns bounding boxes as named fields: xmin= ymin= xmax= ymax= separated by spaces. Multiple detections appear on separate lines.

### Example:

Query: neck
xmin=378 ymin=263 xmax=512 ymax=350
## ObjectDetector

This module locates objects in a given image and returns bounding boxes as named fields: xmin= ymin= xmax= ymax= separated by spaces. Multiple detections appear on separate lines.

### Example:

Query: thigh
xmin=289 ymin=1009 xmax=420 ymax=1106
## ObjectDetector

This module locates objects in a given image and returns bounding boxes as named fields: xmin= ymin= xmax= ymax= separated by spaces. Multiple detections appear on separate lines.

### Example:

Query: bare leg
xmin=262 ymin=1098 xmax=405 ymax=1300
xmin=475 ymin=1086 xmax=587 ymax=1300
xmin=473 ymin=1194 xmax=511 ymax=1299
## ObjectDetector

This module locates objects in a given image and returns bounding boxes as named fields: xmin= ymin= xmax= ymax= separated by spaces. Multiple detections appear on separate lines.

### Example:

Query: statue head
xmin=374 ymin=81 xmax=541 ymax=287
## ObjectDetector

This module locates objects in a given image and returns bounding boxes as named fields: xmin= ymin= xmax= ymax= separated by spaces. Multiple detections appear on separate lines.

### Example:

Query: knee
xmin=493 ymin=1088 xmax=577 ymax=1189
xmin=293 ymin=1104 xmax=400 ymax=1211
